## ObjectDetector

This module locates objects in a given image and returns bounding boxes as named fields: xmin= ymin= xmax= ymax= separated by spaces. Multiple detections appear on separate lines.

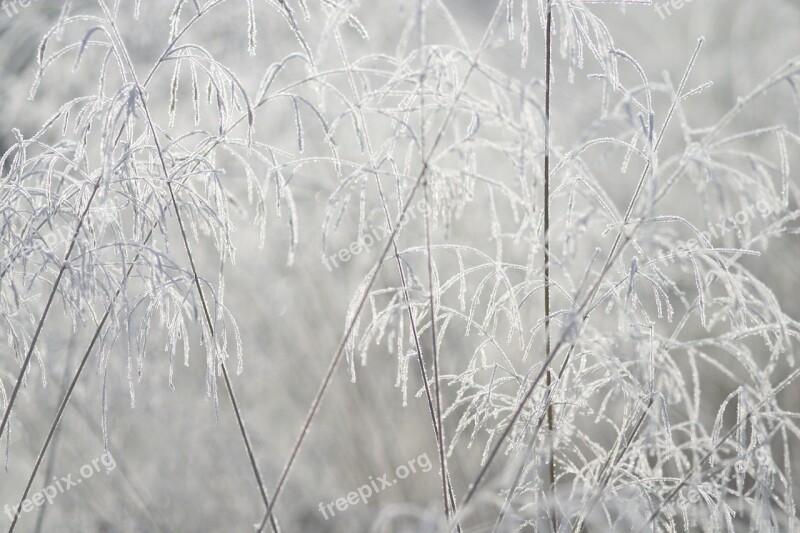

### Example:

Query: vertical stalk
xmin=417 ymin=3 xmax=456 ymax=523
xmin=423 ymin=177 xmax=450 ymax=522
xmin=543 ymin=1 xmax=556 ymax=530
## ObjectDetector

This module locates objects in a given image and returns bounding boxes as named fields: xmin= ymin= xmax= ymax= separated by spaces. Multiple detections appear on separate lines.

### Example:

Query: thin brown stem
xmin=492 ymin=409 xmax=545 ymax=532
xmin=257 ymin=5 xmax=507 ymax=529
xmin=32 ymin=337 xmax=75 ymax=533
xmin=8 ymin=228 xmax=151 ymax=533
xmin=97 ymin=3 xmax=279 ymax=529
xmin=257 ymin=171 xmax=428 ymax=532
xmin=0 ymin=179 xmax=101 ymax=442
xmin=543 ymin=2 xmax=556 ymax=530
xmin=455 ymin=40 xmax=706 ymax=521
xmin=333 ymin=19 xmax=458 ymax=523
xmin=423 ymin=178 xmax=450 ymax=522
xmin=572 ymin=396 xmax=654 ymax=533
xmin=640 ymin=369 xmax=800 ymax=531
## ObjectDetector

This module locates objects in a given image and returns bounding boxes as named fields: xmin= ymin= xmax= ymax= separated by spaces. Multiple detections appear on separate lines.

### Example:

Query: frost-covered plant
xmin=0 ymin=0 xmax=316 ymax=529
xmin=1 ymin=0 xmax=799 ymax=531
xmin=260 ymin=1 xmax=800 ymax=531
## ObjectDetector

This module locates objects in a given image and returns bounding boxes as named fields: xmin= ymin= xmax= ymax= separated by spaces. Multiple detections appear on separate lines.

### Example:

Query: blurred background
xmin=1 ymin=1 xmax=799 ymax=531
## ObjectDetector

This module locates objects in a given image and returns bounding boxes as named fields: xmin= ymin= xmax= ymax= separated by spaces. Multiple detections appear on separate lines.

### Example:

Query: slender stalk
xmin=0 ymin=0 xmax=229 ymax=467
xmin=423 ymin=177 xmax=450 ymax=522
xmin=100 ymin=4 xmax=280 ymax=529
xmin=8 ymin=235 xmax=144 ymax=533
xmin=32 ymin=337 xmax=75 ymax=533
xmin=5 ymin=3 xmax=238 ymax=526
xmin=370 ymin=137 xmax=461 ymax=526
xmin=492 ymin=411 xmax=544 ymax=532
xmin=639 ymin=368 xmax=800 ymax=531
xmin=8 ymin=138 xmax=275 ymax=532
xmin=454 ymin=40 xmax=706 ymax=522
xmin=332 ymin=16 xmax=459 ymax=523
xmin=572 ymin=396 xmax=654 ymax=532
xmin=146 ymin=78 xmax=283 ymax=533
xmin=0 ymin=177 xmax=102 ymax=441
xmin=7 ymin=236 xmax=174 ymax=532
xmin=7 ymin=2 xmax=302 ymax=530
xmin=414 ymin=3 xmax=458 ymax=522
xmin=542 ymin=2 xmax=556 ymax=530
xmin=579 ymin=39 xmax=704 ymax=323
xmin=256 ymin=8 xmax=507 ymax=529
xmin=256 ymin=171 xmax=428 ymax=532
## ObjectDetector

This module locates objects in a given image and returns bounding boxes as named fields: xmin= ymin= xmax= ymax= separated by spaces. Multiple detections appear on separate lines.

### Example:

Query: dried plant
xmin=1 ymin=0 xmax=799 ymax=531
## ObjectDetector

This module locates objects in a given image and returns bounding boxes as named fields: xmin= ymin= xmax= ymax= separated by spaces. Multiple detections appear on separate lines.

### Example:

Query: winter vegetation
xmin=1 ymin=0 xmax=799 ymax=531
